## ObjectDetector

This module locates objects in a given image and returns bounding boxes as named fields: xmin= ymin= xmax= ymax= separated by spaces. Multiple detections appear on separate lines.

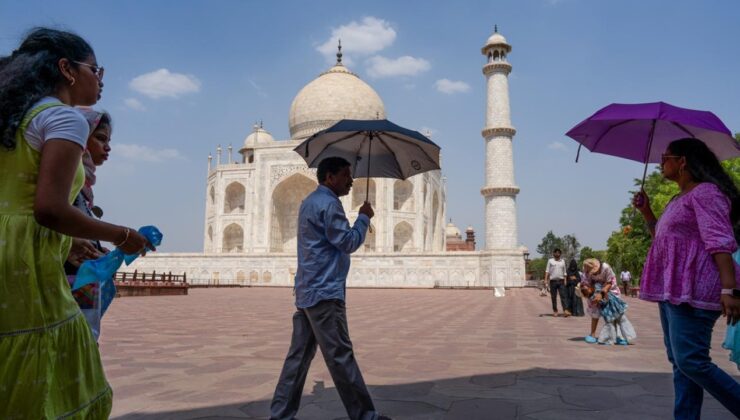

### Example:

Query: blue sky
xmin=2 ymin=0 xmax=739 ymax=255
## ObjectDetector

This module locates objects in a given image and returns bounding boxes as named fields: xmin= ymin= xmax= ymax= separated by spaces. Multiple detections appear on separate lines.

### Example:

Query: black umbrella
xmin=294 ymin=119 xmax=442 ymax=203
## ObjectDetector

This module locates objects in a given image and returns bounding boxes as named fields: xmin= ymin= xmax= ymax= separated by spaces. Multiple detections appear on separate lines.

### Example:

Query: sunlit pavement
xmin=101 ymin=287 xmax=739 ymax=419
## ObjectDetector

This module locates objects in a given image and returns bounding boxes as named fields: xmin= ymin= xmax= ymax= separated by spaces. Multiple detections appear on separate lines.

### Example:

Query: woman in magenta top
xmin=634 ymin=138 xmax=740 ymax=419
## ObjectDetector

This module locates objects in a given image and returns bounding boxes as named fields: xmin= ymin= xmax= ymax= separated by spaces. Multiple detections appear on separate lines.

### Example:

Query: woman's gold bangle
xmin=113 ymin=227 xmax=130 ymax=247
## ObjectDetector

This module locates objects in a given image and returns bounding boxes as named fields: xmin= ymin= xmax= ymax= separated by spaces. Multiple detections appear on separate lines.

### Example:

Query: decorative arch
xmin=352 ymin=178 xmax=376 ymax=209
xmin=236 ymin=270 xmax=246 ymax=284
xmin=393 ymin=221 xmax=414 ymax=252
xmin=270 ymin=174 xmax=317 ymax=252
xmin=393 ymin=180 xmax=414 ymax=211
xmin=493 ymin=50 xmax=500 ymax=61
xmin=222 ymin=223 xmax=244 ymax=253
xmin=209 ymin=185 xmax=215 ymax=205
xmin=224 ymin=182 xmax=246 ymax=214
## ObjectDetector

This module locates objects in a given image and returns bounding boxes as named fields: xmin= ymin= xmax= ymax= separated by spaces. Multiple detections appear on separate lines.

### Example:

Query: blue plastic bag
xmin=723 ymin=250 xmax=740 ymax=370
xmin=72 ymin=225 xmax=163 ymax=316
xmin=723 ymin=323 xmax=740 ymax=370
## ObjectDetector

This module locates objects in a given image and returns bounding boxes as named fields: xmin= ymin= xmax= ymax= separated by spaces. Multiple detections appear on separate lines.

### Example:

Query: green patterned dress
xmin=0 ymin=102 xmax=112 ymax=418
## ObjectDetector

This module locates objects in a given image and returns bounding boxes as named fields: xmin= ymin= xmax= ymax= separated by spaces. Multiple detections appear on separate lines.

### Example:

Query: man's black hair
xmin=317 ymin=156 xmax=351 ymax=183
xmin=553 ymin=248 xmax=562 ymax=253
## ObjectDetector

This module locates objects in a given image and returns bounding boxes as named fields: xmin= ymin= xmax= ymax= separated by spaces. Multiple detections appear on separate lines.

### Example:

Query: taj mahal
xmin=124 ymin=28 xmax=527 ymax=289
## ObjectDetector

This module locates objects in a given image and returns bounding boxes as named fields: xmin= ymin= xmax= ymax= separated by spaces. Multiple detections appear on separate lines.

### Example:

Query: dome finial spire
xmin=494 ymin=24 xmax=498 ymax=33
xmin=336 ymin=39 xmax=343 ymax=65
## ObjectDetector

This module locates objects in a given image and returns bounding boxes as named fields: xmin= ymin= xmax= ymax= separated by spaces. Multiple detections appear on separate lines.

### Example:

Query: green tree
xmin=579 ymin=246 xmax=607 ymax=266
xmin=528 ymin=257 xmax=548 ymax=280
xmin=536 ymin=230 xmax=564 ymax=257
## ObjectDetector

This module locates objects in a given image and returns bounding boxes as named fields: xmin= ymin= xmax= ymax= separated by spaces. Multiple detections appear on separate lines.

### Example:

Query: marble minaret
xmin=481 ymin=26 xmax=520 ymax=250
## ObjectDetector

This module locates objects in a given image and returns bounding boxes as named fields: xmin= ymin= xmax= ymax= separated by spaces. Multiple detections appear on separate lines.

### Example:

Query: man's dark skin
xmin=323 ymin=165 xmax=374 ymax=219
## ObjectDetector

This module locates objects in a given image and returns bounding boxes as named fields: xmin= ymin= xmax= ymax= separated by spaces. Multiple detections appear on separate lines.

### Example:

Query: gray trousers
xmin=270 ymin=299 xmax=377 ymax=420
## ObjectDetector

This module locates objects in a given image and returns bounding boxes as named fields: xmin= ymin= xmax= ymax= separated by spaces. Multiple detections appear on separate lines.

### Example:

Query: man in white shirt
xmin=545 ymin=249 xmax=568 ymax=317
xmin=620 ymin=270 xmax=632 ymax=294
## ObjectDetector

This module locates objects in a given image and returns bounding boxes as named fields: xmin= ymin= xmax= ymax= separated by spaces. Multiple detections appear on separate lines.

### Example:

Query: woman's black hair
xmin=567 ymin=258 xmax=579 ymax=276
xmin=669 ymin=137 xmax=740 ymax=242
xmin=0 ymin=27 xmax=94 ymax=150
xmin=96 ymin=111 xmax=112 ymax=132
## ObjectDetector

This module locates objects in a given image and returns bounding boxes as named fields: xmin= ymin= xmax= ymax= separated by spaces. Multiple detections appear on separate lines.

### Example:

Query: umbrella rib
xmin=382 ymin=131 xmax=441 ymax=168
xmin=306 ymin=131 xmax=363 ymax=167
xmin=375 ymin=134 xmax=406 ymax=179
xmin=376 ymin=133 xmax=440 ymax=179
xmin=671 ymin=122 xmax=695 ymax=138
xmin=382 ymin=131 xmax=441 ymax=152
xmin=353 ymin=132 xmax=370 ymax=179
xmin=588 ymin=119 xmax=635 ymax=152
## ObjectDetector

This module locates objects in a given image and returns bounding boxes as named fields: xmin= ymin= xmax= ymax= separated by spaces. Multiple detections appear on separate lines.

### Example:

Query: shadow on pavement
xmin=113 ymin=368 xmax=739 ymax=420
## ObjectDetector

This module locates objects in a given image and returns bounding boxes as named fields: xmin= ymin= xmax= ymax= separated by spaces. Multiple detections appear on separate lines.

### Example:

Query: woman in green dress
xmin=0 ymin=28 xmax=151 ymax=418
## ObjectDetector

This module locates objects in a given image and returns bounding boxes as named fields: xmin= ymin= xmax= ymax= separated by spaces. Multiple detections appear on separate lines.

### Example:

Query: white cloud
xmin=547 ymin=141 xmax=568 ymax=151
xmin=435 ymin=79 xmax=471 ymax=94
xmin=115 ymin=143 xmax=187 ymax=163
xmin=129 ymin=69 xmax=201 ymax=99
xmin=366 ymin=55 xmax=430 ymax=78
xmin=123 ymin=98 xmax=146 ymax=111
xmin=317 ymin=17 xmax=396 ymax=63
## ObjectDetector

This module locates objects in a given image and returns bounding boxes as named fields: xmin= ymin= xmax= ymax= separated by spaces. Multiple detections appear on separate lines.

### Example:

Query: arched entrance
xmin=224 ymin=182 xmax=245 ymax=214
xmin=222 ymin=223 xmax=244 ymax=252
xmin=270 ymin=174 xmax=316 ymax=252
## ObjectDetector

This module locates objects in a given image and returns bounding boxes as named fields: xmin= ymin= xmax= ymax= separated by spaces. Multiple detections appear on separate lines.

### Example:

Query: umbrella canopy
xmin=566 ymin=102 xmax=740 ymax=164
xmin=294 ymin=119 xmax=441 ymax=180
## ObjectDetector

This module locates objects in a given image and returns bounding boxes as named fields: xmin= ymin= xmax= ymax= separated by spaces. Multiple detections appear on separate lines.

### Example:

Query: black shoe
xmin=378 ymin=416 xmax=393 ymax=420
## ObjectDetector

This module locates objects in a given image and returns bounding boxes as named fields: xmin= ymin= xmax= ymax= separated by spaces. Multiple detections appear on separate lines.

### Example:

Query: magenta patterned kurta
xmin=640 ymin=183 xmax=740 ymax=311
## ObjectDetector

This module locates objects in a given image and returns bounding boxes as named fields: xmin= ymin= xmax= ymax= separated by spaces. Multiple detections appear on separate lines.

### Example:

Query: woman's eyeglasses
xmin=73 ymin=61 xmax=104 ymax=80
xmin=660 ymin=154 xmax=681 ymax=163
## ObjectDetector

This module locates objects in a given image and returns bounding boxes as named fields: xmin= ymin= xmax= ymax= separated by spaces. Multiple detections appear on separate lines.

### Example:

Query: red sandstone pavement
xmin=100 ymin=288 xmax=740 ymax=419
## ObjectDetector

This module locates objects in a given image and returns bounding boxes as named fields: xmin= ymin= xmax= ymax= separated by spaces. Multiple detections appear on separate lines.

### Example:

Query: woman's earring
xmin=69 ymin=77 xmax=76 ymax=86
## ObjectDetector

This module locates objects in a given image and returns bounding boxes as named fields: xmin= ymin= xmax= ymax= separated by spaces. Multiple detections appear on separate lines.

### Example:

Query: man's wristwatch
xmin=720 ymin=288 xmax=740 ymax=298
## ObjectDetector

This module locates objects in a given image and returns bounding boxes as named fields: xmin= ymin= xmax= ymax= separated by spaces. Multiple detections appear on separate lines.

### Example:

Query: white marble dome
xmin=289 ymin=64 xmax=386 ymax=140
xmin=445 ymin=221 xmax=462 ymax=238
xmin=243 ymin=124 xmax=274 ymax=148
xmin=485 ymin=32 xmax=508 ymax=46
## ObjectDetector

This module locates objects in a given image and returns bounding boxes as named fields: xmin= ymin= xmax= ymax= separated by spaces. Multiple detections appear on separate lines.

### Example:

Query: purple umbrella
xmin=566 ymin=101 xmax=740 ymax=185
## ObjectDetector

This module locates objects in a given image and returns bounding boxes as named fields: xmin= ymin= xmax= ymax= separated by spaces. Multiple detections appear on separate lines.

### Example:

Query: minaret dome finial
xmin=494 ymin=24 xmax=498 ymax=33
xmin=336 ymin=39 xmax=343 ymax=65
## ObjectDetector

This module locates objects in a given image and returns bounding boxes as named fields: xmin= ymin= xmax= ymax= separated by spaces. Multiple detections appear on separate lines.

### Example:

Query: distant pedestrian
xmin=620 ymin=269 xmax=632 ymax=295
xmin=581 ymin=258 xmax=620 ymax=343
xmin=579 ymin=281 xmax=636 ymax=345
xmin=270 ymin=157 xmax=388 ymax=420
xmin=565 ymin=258 xmax=584 ymax=316
xmin=545 ymin=248 xmax=568 ymax=316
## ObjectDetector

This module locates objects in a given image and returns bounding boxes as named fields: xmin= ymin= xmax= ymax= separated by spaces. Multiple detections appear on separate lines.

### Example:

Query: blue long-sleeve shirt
xmin=294 ymin=185 xmax=369 ymax=308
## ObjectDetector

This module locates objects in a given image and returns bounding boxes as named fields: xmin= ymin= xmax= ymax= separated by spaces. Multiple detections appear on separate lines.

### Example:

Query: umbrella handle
xmin=629 ymin=120 xmax=657 ymax=223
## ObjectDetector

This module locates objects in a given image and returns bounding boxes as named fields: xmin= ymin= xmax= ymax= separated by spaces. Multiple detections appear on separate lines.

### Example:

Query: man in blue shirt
xmin=270 ymin=157 xmax=383 ymax=420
